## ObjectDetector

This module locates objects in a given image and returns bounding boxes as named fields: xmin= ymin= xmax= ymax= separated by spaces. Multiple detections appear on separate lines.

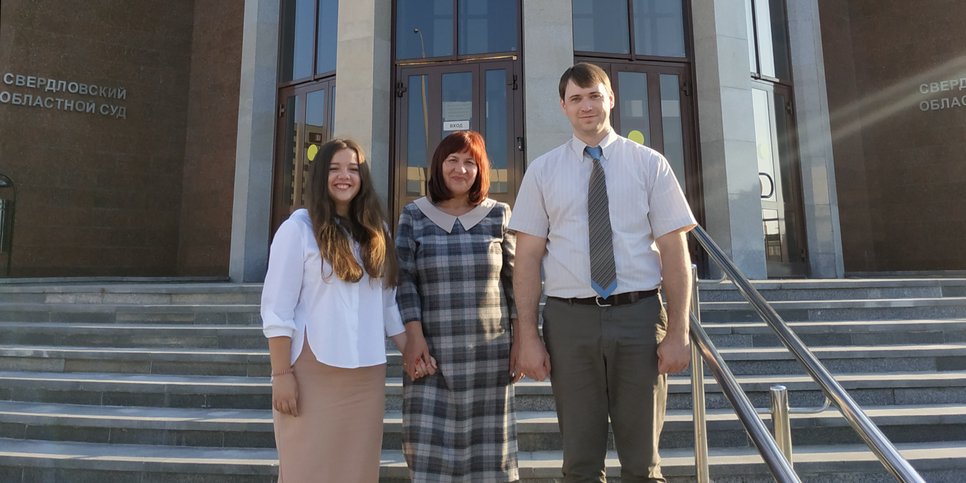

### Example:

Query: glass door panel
xmin=272 ymin=80 xmax=335 ymax=234
xmin=300 ymin=89 xmax=326 ymax=206
xmin=616 ymin=71 xmax=651 ymax=148
xmin=405 ymin=74 xmax=431 ymax=197
xmin=441 ymin=72 xmax=474 ymax=138
xmin=484 ymin=68 xmax=509 ymax=194
xmin=610 ymin=63 xmax=694 ymax=195
xmin=752 ymin=85 xmax=806 ymax=276
xmin=659 ymin=73 xmax=686 ymax=185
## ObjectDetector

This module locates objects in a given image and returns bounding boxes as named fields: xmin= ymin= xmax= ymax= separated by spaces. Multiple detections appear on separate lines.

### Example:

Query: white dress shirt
xmin=261 ymin=209 xmax=405 ymax=367
xmin=509 ymin=130 xmax=696 ymax=298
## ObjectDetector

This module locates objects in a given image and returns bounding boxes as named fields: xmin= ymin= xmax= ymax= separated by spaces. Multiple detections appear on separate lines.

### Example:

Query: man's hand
xmin=510 ymin=332 xmax=551 ymax=382
xmin=510 ymin=232 xmax=551 ymax=383
xmin=657 ymin=334 xmax=690 ymax=374
xmin=655 ymin=228 xmax=694 ymax=375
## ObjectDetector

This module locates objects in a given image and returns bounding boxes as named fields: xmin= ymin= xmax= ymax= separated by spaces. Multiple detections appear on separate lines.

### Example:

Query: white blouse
xmin=261 ymin=209 xmax=405 ymax=368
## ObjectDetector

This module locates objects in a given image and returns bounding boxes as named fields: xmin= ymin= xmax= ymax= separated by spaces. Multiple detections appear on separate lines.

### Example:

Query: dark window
xmin=573 ymin=0 xmax=686 ymax=59
xmin=633 ymin=0 xmax=686 ymax=58
xmin=280 ymin=0 xmax=315 ymax=82
xmin=316 ymin=0 xmax=339 ymax=75
xmin=396 ymin=0 xmax=455 ymax=60
xmin=279 ymin=0 xmax=338 ymax=84
xmin=396 ymin=0 xmax=519 ymax=61
xmin=572 ymin=0 xmax=630 ymax=54
xmin=747 ymin=0 xmax=791 ymax=81
xmin=458 ymin=0 xmax=518 ymax=55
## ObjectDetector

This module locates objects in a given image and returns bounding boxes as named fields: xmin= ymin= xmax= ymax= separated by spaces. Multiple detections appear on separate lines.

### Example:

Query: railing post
xmin=689 ymin=264 xmax=710 ymax=483
xmin=770 ymin=385 xmax=794 ymax=466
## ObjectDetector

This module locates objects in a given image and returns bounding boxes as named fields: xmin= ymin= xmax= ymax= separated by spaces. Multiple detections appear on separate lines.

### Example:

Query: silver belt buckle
xmin=595 ymin=295 xmax=612 ymax=307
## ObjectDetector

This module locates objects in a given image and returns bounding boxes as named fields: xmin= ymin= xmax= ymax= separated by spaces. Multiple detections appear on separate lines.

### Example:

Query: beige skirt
xmin=274 ymin=344 xmax=386 ymax=483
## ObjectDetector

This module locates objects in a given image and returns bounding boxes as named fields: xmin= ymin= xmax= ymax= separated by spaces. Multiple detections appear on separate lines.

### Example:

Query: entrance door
xmin=752 ymin=83 xmax=807 ymax=277
xmin=597 ymin=61 xmax=701 ymax=206
xmin=393 ymin=60 xmax=523 ymax=222
xmin=272 ymin=79 xmax=336 ymax=233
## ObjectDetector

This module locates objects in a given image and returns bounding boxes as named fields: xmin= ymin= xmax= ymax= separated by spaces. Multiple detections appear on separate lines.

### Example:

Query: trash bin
xmin=0 ymin=173 xmax=15 ymax=277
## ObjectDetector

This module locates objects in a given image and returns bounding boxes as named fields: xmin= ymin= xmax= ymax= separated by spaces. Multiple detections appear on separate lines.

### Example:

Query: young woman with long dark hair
xmin=261 ymin=138 xmax=426 ymax=482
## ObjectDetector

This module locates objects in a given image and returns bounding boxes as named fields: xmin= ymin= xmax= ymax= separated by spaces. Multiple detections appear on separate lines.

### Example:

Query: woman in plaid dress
xmin=396 ymin=131 xmax=519 ymax=482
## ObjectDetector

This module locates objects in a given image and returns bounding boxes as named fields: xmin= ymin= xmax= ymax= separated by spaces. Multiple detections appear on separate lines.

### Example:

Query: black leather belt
xmin=551 ymin=289 xmax=658 ymax=307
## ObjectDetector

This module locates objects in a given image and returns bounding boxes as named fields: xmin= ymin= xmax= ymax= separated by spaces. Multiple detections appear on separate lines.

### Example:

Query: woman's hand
xmin=403 ymin=321 xmax=437 ymax=380
xmin=272 ymin=372 xmax=299 ymax=417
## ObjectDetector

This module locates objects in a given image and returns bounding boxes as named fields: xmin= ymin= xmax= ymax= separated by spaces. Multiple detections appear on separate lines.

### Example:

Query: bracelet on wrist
xmin=271 ymin=368 xmax=294 ymax=377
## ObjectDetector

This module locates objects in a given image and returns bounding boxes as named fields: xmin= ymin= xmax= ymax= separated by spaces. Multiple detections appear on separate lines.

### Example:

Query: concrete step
xmin=0 ymin=437 xmax=962 ymax=483
xmin=0 ymin=282 xmax=262 ymax=305
xmin=697 ymin=278 xmax=966 ymax=302
xmin=0 ymin=303 xmax=260 ymax=325
xmin=2 ymin=319 xmax=965 ymax=353
xmin=705 ymin=319 xmax=966 ymax=347
xmin=700 ymin=297 xmax=966 ymax=322
xmin=0 ymin=322 xmax=266 ymax=348
xmin=3 ymin=343 xmax=963 ymax=377
xmin=0 ymin=318 xmax=966 ymax=349
xmin=711 ymin=343 xmax=966 ymax=375
xmin=0 ymin=346 xmax=405 ymax=377
xmin=3 ymin=400 xmax=964 ymax=453
xmin=3 ymin=370 xmax=966 ymax=411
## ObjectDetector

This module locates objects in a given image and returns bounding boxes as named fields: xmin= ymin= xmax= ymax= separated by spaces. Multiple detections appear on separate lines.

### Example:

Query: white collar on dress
xmin=413 ymin=197 xmax=496 ymax=233
xmin=569 ymin=129 xmax=620 ymax=162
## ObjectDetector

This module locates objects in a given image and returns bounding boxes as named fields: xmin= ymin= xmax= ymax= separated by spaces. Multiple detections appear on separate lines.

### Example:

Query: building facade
xmin=0 ymin=0 xmax=963 ymax=281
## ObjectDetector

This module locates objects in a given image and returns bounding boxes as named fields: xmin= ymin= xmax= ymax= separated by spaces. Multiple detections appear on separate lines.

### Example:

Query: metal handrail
xmin=689 ymin=308 xmax=800 ymax=482
xmin=689 ymin=225 xmax=925 ymax=482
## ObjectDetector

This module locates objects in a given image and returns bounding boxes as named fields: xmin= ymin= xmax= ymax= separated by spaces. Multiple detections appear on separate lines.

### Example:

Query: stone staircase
xmin=0 ymin=279 xmax=965 ymax=482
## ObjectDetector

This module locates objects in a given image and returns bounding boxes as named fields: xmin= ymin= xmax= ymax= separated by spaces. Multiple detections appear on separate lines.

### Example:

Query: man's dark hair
xmin=558 ymin=62 xmax=614 ymax=100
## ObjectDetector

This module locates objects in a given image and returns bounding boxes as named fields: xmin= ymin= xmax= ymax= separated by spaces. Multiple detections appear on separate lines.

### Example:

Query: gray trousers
xmin=542 ymin=295 xmax=668 ymax=483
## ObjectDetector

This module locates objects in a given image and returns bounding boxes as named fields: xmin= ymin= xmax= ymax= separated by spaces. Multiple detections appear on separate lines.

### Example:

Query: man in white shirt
xmin=509 ymin=63 xmax=696 ymax=482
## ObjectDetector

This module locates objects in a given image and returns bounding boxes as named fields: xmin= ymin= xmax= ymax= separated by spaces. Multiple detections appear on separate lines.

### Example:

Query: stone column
xmin=691 ymin=0 xmax=767 ymax=278
xmin=522 ymin=0 xmax=575 ymax=164
xmin=229 ymin=0 xmax=279 ymax=283
xmin=787 ymin=0 xmax=845 ymax=277
xmin=334 ymin=0 xmax=393 ymax=203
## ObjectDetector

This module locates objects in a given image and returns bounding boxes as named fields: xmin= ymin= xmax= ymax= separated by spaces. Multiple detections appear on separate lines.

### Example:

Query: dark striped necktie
xmin=585 ymin=146 xmax=617 ymax=298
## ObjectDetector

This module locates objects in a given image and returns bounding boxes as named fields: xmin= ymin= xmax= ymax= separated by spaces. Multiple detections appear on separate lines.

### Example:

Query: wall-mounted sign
xmin=917 ymin=77 xmax=966 ymax=112
xmin=0 ymin=72 xmax=128 ymax=119
xmin=443 ymin=120 xmax=470 ymax=131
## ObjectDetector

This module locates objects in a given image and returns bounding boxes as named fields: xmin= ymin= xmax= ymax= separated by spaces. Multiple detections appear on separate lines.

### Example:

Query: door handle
xmin=516 ymin=136 xmax=525 ymax=152
xmin=759 ymin=172 xmax=775 ymax=199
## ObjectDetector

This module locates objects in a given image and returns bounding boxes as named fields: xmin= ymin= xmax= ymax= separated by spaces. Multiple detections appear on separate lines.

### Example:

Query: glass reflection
xmin=407 ymin=75 xmax=429 ymax=196
xmin=617 ymin=71 xmax=650 ymax=147
xmin=752 ymin=89 xmax=776 ymax=202
xmin=632 ymin=0 xmax=685 ymax=57
xmin=572 ymin=0 xmax=630 ymax=54
xmin=660 ymin=74 xmax=685 ymax=187
xmin=316 ymin=0 xmax=338 ymax=74
xmin=396 ymin=0 xmax=454 ymax=60
xmin=485 ymin=69 xmax=508 ymax=193
xmin=281 ymin=0 xmax=315 ymax=82
xmin=302 ymin=90 xmax=326 ymax=206
xmin=754 ymin=0 xmax=776 ymax=77
xmin=745 ymin=0 xmax=757 ymax=71
xmin=441 ymin=72 xmax=473 ymax=139
xmin=458 ymin=0 xmax=518 ymax=55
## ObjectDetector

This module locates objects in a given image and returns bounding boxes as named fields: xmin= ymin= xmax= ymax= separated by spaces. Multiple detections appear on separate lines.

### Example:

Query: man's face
xmin=560 ymin=79 xmax=615 ymax=139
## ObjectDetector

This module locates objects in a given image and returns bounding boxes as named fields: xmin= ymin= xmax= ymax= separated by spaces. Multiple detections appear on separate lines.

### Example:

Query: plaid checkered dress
xmin=395 ymin=197 xmax=519 ymax=483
